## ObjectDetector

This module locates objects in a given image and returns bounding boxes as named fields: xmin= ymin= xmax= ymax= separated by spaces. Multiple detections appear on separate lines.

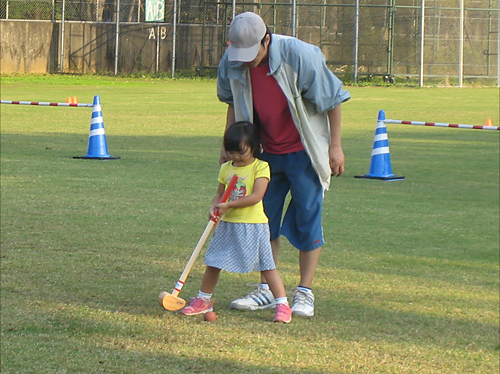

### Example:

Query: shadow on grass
xmin=2 ymin=132 xmax=498 ymax=372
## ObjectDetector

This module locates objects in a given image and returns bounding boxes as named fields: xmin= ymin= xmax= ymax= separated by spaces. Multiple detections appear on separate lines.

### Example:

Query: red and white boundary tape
xmin=1 ymin=100 xmax=93 ymax=108
xmin=385 ymin=119 xmax=500 ymax=131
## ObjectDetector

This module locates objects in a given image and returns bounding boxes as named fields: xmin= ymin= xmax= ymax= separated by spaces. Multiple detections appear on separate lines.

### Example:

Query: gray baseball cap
xmin=227 ymin=12 xmax=267 ymax=62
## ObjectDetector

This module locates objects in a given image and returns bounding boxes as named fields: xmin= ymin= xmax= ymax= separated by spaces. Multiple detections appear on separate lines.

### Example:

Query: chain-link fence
xmin=1 ymin=0 xmax=499 ymax=86
xmin=1 ymin=0 xmax=141 ymax=22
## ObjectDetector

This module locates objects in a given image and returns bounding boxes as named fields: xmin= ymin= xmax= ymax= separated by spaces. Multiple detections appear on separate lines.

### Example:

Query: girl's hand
xmin=215 ymin=202 xmax=230 ymax=217
xmin=209 ymin=205 xmax=219 ymax=221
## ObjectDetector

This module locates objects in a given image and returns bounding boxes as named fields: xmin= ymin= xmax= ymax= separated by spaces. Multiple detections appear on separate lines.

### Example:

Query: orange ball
xmin=204 ymin=311 xmax=217 ymax=322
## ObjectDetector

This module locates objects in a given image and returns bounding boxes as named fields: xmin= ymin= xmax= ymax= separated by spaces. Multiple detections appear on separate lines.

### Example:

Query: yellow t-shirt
xmin=218 ymin=159 xmax=270 ymax=224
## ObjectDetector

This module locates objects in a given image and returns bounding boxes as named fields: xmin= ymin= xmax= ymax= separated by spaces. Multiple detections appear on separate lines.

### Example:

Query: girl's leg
xmin=262 ymin=268 xmax=292 ymax=323
xmin=200 ymin=266 xmax=221 ymax=294
xmin=181 ymin=266 xmax=220 ymax=316
xmin=261 ymin=269 xmax=286 ymax=299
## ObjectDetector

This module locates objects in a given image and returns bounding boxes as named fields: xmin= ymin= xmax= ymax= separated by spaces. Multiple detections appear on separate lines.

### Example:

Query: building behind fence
xmin=1 ymin=0 xmax=499 ymax=86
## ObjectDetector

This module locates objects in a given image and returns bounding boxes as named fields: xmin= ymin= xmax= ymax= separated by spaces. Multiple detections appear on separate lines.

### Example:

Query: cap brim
xmin=227 ymin=43 xmax=261 ymax=62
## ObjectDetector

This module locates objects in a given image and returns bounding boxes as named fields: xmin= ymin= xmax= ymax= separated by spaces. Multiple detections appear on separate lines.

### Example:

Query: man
xmin=217 ymin=12 xmax=350 ymax=317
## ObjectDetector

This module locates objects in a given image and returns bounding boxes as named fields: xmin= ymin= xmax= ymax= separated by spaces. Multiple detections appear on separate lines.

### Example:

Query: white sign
xmin=146 ymin=0 xmax=164 ymax=22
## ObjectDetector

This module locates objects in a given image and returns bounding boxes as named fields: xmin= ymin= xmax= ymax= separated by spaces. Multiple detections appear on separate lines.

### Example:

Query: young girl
xmin=181 ymin=121 xmax=292 ymax=323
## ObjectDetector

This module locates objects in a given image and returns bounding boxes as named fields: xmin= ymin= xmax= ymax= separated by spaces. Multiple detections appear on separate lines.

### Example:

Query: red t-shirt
xmin=250 ymin=63 xmax=304 ymax=154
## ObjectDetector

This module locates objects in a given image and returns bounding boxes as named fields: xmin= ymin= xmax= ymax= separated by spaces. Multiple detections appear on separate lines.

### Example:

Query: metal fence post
xmin=419 ymin=0 xmax=425 ymax=87
xmin=171 ymin=0 xmax=177 ymax=78
xmin=60 ymin=0 xmax=65 ymax=73
xmin=156 ymin=25 xmax=160 ymax=72
xmin=353 ymin=0 xmax=359 ymax=84
xmin=115 ymin=0 xmax=120 ymax=75
xmin=458 ymin=0 xmax=464 ymax=87
xmin=387 ymin=0 xmax=395 ymax=76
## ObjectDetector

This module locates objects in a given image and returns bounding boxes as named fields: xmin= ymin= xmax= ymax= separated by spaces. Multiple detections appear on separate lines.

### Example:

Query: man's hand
xmin=219 ymin=148 xmax=229 ymax=165
xmin=327 ymin=106 xmax=344 ymax=177
xmin=329 ymin=145 xmax=345 ymax=177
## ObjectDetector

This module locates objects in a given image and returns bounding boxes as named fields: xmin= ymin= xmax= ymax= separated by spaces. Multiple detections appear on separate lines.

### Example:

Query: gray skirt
xmin=204 ymin=221 xmax=276 ymax=273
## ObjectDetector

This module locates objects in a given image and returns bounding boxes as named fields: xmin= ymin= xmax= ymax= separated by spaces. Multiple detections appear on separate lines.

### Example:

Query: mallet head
xmin=158 ymin=291 xmax=186 ymax=311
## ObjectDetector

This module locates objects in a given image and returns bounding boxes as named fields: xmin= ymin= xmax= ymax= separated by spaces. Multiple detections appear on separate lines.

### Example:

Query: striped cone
xmin=355 ymin=110 xmax=404 ymax=181
xmin=74 ymin=95 xmax=120 ymax=160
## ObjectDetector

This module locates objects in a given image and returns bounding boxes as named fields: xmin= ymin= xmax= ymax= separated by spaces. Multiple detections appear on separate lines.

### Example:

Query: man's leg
xmin=265 ymin=238 xmax=321 ymax=288
xmin=290 ymin=245 xmax=320 ymax=317
xmin=298 ymin=246 xmax=321 ymax=289
xmin=270 ymin=237 xmax=281 ymax=264
xmin=261 ymin=237 xmax=281 ymax=283
xmin=280 ymin=151 xmax=323 ymax=317
xmin=259 ymin=152 xmax=288 ymax=285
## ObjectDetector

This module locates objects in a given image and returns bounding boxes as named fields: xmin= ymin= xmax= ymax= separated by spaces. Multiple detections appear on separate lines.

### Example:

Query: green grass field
xmin=1 ymin=75 xmax=499 ymax=373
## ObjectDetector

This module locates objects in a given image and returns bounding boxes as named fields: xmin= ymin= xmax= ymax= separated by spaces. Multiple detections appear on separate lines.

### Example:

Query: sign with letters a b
xmin=146 ymin=0 xmax=164 ymax=22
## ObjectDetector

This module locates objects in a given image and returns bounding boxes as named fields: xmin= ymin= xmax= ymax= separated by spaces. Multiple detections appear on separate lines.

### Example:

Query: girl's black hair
xmin=224 ymin=121 xmax=261 ymax=158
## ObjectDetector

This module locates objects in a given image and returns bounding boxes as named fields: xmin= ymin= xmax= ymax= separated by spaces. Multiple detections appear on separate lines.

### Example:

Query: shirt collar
xmin=267 ymin=34 xmax=282 ymax=75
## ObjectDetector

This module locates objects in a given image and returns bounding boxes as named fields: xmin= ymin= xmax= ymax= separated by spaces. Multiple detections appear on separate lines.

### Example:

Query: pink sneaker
xmin=273 ymin=303 xmax=292 ymax=323
xmin=181 ymin=297 xmax=214 ymax=315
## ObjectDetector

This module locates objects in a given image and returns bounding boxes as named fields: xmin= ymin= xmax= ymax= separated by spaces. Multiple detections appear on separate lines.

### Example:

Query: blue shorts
xmin=260 ymin=150 xmax=324 ymax=252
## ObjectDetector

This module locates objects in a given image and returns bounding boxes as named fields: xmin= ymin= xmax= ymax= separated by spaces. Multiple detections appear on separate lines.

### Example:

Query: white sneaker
xmin=291 ymin=288 xmax=315 ymax=317
xmin=230 ymin=284 xmax=276 ymax=310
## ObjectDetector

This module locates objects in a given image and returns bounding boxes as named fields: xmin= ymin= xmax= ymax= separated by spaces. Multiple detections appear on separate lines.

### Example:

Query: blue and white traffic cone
xmin=355 ymin=110 xmax=404 ymax=181
xmin=74 ymin=95 xmax=120 ymax=160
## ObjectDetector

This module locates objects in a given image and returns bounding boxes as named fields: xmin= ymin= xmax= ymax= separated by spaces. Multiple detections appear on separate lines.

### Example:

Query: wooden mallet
xmin=158 ymin=175 xmax=239 ymax=311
